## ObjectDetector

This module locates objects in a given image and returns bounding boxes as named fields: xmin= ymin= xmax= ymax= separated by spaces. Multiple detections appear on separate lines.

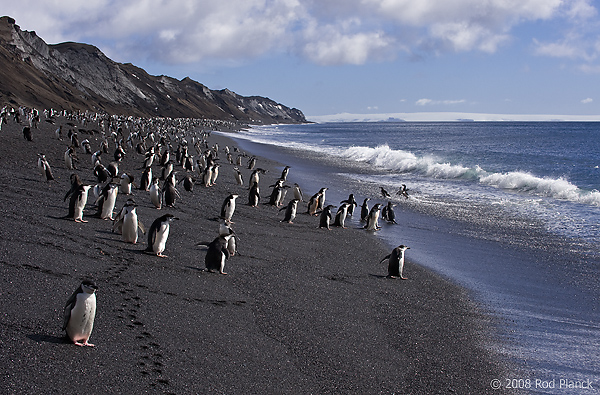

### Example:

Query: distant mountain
xmin=0 ymin=16 xmax=306 ymax=124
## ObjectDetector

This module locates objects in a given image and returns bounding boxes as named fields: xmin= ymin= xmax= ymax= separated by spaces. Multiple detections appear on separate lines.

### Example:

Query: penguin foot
xmin=74 ymin=340 xmax=95 ymax=347
xmin=219 ymin=271 xmax=228 ymax=275
xmin=74 ymin=218 xmax=88 ymax=223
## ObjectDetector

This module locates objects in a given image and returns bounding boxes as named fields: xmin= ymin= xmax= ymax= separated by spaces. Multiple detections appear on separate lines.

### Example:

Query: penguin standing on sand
xmin=293 ymin=183 xmax=303 ymax=202
xmin=64 ymin=146 xmax=77 ymax=170
xmin=248 ymin=168 xmax=266 ymax=189
xmin=360 ymin=198 xmax=371 ymax=222
xmin=120 ymin=173 xmax=136 ymax=195
xmin=71 ymin=184 xmax=92 ymax=223
xmin=221 ymin=194 xmax=238 ymax=223
xmin=140 ymin=167 xmax=152 ymax=191
xmin=233 ymin=167 xmax=244 ymax=186
xmin=149 ymin=177 xmax=162 ymax=209
xmin=333 ymin=202 xmax=351 ymax=228
xmin=364 ymin=203 xmax=382 ymax=231
xmin=280 ymin=199 xmax=300 ymax=223
xmin=63 ymin=280 xmax=98 ymax=347
xmin=145 ymin=214 xmax=178 ymax=257
xmin=248 ymin=181 xmax=260 ymax=207
xmin=219 ymin=222 xmax=238 ymax=257
xmin=380 ymin=245 xmax=410 ymax=279
xmin=114 ymin=200 xmax=145 ymax=243
xmin=162 ymin=176 xmax=181 ymax=208
xmin=319 ymin=205 xmax=337 ymax=230
xmin=203 ymin=235 xmax=233 ymax=274
xmin=37 ymin=154 xmax=54 ymax=181
xmin=178 ymin=174 xmax=195 ymax=192
xmin=94 ymin=183 xmax=118 ymax=220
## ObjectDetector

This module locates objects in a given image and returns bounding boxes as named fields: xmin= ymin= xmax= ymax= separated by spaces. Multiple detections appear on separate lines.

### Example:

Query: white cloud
xmin=3 ymin=0 xmax=598 ymax=66
xmin=416 ymin=98 xmax=466 ymax=106
xmin=581 ymin=98 xmax=593 ymax=104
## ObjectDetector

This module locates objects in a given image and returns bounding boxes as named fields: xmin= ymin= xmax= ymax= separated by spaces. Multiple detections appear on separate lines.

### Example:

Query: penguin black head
xmin=81 ymin=280 xmax=98 ymax=293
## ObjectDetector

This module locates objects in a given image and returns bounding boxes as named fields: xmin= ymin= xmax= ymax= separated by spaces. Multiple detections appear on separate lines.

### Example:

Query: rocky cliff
xmin=0 ymin=16 xmax=306 ymax=124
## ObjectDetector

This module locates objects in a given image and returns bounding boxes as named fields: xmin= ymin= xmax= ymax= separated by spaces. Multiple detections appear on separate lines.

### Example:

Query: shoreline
xmin=0 ymin=114 xmax=513 ymax=393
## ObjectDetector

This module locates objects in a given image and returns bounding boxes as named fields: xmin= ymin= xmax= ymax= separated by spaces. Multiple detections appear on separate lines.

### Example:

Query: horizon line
xmin=306 ymin=112 xmax=600 ymax=123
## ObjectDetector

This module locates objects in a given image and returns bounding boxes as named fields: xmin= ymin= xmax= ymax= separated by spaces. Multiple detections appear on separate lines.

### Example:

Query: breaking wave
xmin=341 ymin=144 xmax=600 ymax=207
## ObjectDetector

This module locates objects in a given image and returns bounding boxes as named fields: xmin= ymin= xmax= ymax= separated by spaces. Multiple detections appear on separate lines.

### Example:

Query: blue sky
xmin=5 ymin=0 xmax=600 ymax=121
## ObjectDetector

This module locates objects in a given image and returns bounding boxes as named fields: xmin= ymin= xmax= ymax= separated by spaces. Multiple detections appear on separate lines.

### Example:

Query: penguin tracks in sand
xmin=115 ymin=286 xmax=169 ymax=389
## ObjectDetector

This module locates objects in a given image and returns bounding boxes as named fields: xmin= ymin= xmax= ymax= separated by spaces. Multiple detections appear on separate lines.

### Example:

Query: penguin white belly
xmin=120 ymin=179 xmax=132 ymax=194
xmin=66 ymin=293 xmax=96 ymax=343
xmin=74 ymin=192 xmax=88 ymax=221
xmin=122 ymin=213 xmax=138 ymax=243
xmin=101 ymin=190 xmax=117 ymax=220
xmin=153 ymin=224 xmax=169 ymax=255
xmin=150 ymin=185 xmax=161 ymax=208
xmin=225 ymin=202 xmax=235 ymax=221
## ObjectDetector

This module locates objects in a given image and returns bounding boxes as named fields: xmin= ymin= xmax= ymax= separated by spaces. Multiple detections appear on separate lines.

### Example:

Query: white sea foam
xmin=231 ymin=128 xmax=600 ymax=207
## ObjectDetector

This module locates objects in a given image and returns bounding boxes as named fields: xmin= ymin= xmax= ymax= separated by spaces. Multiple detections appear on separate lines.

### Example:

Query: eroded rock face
xmin=0 ymin=16 xmax=307 ymax=124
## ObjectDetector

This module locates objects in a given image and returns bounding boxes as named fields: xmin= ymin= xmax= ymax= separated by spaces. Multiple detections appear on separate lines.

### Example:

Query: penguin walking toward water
xmin=397 ymin=184 xmax=410 ymax=199
xmin=221 ymin=194 xmax=239 ymax=223
xmin=360 ymin=198 xmax=371 ymax=222
xmin=307 ymin=188 xmax=327 ymax=216
xmin=380 ymin=187 xmax=391 ymax=198
xmin=37 ymin=154 xmax=54 ymax=181
xmin=364 ymin=203 xmax=382 ymax=231
xmin=333 ymin=203 xmax=351 ymax=228
xmin=145 ymin=214 xmax=178 ymax=257
xmin=319 ymin=205 xmax=337 ymax=230
xmin=380 ymin=245 xmax=410 ymax=279
xmin=63 ymin=280 xmax=98 ymax=347
xmin=341 ymin=194 xmax=358 ymax=217
xmin=248 ymin=181 xmax=260 ymax=207
xmin=382 ymin=201 xmax=397 ymax=224
xmin=248 ymin=168 xmax=266 ymax=189
xmin=280 ymin=199 xmax=300 ymax=223
xmin=280 ymin=166 xmax=290 ymax=181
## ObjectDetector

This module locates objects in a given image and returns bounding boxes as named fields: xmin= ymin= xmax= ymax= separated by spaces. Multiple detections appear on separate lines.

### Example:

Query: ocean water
xmin=220 ymin=122 xmax=599 ymax=393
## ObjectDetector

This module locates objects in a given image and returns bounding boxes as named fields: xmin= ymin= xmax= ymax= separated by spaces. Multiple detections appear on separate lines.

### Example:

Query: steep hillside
xmin=0 ymin=16 xmax=306 ymax=124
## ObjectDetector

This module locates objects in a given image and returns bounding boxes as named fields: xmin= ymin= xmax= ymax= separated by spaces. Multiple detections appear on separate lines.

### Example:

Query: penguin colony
xmin=2 ymin=105 xmax=412 ymax=347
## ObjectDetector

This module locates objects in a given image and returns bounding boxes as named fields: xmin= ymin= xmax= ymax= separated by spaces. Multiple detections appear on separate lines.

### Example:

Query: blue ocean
xmin=221 ymin=122 xmax=599 ymax=393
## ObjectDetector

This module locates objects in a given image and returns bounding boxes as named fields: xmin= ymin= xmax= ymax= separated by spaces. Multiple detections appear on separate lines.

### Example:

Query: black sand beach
xmin=0 ymin=114 xmax=512 ymax=394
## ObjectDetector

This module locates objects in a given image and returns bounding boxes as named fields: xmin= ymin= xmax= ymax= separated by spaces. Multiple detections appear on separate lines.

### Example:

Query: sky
xmin=4 ymin=0 xmax=600 ymax=121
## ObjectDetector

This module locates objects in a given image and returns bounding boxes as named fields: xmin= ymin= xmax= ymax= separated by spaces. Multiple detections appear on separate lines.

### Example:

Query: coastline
xmin=0 ymin=115 xmax=513 ymax=393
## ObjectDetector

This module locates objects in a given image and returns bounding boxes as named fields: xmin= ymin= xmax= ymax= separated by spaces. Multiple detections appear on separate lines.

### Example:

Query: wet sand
xmin=0 ymin=114 xmax=512 ymax=394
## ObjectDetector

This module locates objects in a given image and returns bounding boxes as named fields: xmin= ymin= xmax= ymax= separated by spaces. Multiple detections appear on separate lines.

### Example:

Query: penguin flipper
xmin=138 ymin=220 xmax=146 ymax=234
xmin=379 ymin=254 xmax=391 ymax=264
xmin=112 ymin=218 xmax=123 ymax=233
xmin=62 ymin=291 xmax=78 ymax=331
